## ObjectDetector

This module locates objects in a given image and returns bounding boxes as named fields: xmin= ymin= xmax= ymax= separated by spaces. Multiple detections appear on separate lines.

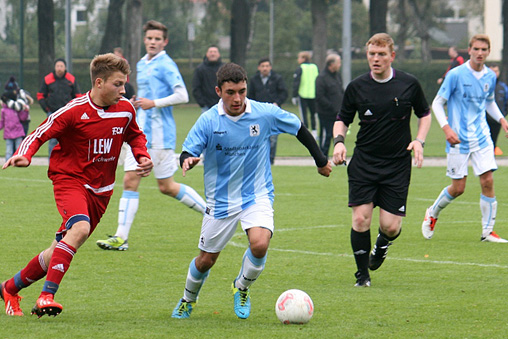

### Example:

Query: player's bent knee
xmin=158 ymin=180 xmax=179 ymax=197
xmin=64 ymin=220 xmax=91 ymax=248
xmin=196 ymin=253 xmax=219 ymax=271
xmin=249 ymin=241 xmax=270 ymax=258
xmin=352 ymin=216 xmax=371 ymax=229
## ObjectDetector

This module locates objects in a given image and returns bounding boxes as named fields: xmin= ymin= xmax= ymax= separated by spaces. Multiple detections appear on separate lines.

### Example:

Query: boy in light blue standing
xmin=422 ymin=34 xmax=508 ymax=243
xmin=171 ymin=63 xmax=332 ymax=319
xmin=97 ymin=20 xmax=205 ymax=251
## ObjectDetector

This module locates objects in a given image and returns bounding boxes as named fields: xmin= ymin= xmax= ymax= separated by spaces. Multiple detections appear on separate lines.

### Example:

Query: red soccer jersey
xmin=16 ymin=91 xmax=149 ymax=196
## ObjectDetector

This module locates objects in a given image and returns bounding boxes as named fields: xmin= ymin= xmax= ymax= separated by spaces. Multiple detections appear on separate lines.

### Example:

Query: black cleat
xmin=354 ymin=271 xmax=371 ymax=287
xmin=369 ymin=242 xmax=392 ymax=271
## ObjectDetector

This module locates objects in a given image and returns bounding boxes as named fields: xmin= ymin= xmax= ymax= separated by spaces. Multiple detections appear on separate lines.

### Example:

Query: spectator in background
xmin=437 ymin=46 xmax=464 ymax=85
xmin=486 ymin=64 xmax=508 ymax=155
xmin=0 ymin=90 xmax=28 ymax=160
xmin=292 ymin=51 xmax=319 ymax=139
xmin=315 ymin=53 xmax=344 ymax=157
xmin=192 ymin=45 xmax=223 ymax=113
xmin=248 ymin=57 xmax=288 ymax=164
xmin=37 ymin=58 xmax=81 ymax=157
xmin=4 ymin=76 xmax=33 ymax=136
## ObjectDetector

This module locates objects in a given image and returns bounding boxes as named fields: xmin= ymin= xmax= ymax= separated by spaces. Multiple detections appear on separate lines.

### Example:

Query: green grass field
xmin=2 ymin=162 xmax=508 ymax=338
xmin=2 ymin=103 xmax=508 ymax=337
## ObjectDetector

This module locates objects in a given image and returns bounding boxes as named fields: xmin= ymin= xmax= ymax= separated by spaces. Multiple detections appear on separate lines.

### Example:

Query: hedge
xmin=0 ymin=58 xmax=456 ymax=105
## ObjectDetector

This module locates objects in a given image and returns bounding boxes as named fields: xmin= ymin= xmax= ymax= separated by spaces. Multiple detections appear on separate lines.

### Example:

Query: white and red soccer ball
xmin=275 ymin=289 xmax=314 ymax=324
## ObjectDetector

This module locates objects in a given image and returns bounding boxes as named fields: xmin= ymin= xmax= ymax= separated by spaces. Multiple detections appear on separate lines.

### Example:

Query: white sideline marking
xmin=0 ymin=176 xmax=48 ymax=183
xmin=229 ymin=240 xmax=508 ymax=269
xmin=229 ymin=224 xmax=508 ymax=270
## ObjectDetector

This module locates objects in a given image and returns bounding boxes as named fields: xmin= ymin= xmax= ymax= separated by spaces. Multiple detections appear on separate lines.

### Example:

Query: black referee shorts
xmin=347 ymin=150 xmax=411 ymax=216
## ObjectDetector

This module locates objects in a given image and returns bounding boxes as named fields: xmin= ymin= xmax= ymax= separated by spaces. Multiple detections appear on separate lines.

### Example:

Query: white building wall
xmin=484 ymin=0 xmax=503 ymax=61
xmin=0 ymin=0 xmax=10 ymax=40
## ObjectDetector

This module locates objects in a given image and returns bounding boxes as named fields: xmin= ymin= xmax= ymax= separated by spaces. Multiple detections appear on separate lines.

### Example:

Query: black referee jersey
xmin=338 ymin=69 xmax=430 ymax=159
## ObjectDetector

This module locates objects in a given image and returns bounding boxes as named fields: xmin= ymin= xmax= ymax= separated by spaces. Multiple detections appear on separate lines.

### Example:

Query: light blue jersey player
xmin=97 ymin=20 xmax=206 ymax=252
xmin=182 ymin=99 xmax=301 ymax=218
xmin=171 ymin=63 xmax=332 ymax=320
xmin=422 ymin=34 xmax=508 ymax=243
xmin=136 ymin=50 xmax=183 ymax=150
xmin=437 ymin=59 xmax=497 ymax=154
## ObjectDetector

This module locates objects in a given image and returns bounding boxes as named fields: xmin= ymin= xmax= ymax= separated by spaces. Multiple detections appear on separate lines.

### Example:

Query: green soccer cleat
xmin=232 ymin=281 xmax=250 ymax=319
xmin=96 ymin=235 xmax=129 ymax=251
xmin=171 ymin=299 xmax=195 ymax=319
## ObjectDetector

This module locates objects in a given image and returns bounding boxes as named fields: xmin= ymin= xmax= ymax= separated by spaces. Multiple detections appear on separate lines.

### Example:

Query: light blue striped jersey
xmin=183 ymin=98 xmax=301 ymax=218
xmin=136 ymin=51 xmax=186 ymax=149
xmin=438 ymin=61 xmax=496 ymax=154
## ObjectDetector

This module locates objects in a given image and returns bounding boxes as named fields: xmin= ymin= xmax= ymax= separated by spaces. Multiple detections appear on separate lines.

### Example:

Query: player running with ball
xmin=171 ymin=63 xmax=332 ymax=320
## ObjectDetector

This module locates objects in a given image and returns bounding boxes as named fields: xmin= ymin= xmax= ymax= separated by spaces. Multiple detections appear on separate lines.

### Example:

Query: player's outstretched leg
xmin=1 ymin=281 xmax=23 ymax=316
xmin=175 ymin=184 xmax=206 ymax=214
xmin=31 ymin=294 xmax=63 ymax=318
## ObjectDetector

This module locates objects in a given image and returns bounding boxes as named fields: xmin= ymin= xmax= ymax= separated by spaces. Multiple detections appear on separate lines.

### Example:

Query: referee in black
xmin=332 ymin=33 xmax=432 ymax=287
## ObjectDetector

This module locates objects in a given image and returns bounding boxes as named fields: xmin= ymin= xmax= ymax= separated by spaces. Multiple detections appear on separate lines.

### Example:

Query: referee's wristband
xmin=415 ymin=138 xmax=425 ymax=148
xmin=333 ymin=135 xmax=345 ymax=146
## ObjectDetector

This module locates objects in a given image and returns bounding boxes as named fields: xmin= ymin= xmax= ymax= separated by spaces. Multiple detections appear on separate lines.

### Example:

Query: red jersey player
xmin=0 ymin=53 xmax=153 ymax=318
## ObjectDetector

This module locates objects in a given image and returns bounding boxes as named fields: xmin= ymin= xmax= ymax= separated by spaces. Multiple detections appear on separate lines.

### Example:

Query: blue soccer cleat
xmin=231 ymin=280 xmax=250 ymax=319
xmin=171 ymin=298 xmax=195 ymax=319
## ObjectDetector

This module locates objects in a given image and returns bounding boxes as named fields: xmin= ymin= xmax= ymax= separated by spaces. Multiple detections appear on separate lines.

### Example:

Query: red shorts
xmin=53 ymin=178 xmax=111 ymax=241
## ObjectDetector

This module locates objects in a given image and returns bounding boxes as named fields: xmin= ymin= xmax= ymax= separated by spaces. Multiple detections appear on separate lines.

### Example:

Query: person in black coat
xmin=37 ymin=58 xmax=81 ymax=157
xmin=192 ymin=46 xmax=223 ymax=113
xmin=248 ymin=57 xmax=288 ymax=164
xmin=316 ymin=53 xmax=344 ymax=156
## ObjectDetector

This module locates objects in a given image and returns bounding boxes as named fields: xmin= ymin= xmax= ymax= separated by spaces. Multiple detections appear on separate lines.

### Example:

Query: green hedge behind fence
xmin=0 ymin=58 xmax=460 ymax=106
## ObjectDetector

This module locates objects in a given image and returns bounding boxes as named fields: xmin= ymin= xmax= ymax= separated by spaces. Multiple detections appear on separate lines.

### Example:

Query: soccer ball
xmin=275 ymin=289 xmax=314 ymax=324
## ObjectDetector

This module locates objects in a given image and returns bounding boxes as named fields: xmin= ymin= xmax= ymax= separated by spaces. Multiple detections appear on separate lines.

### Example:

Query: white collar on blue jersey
xmin=141 ymin=50 xmax=167 ymax=63
xmin=465 ymin=60 xmax=488 ymax=79
xmin=217 ymin=98 xmax=252 ymax=117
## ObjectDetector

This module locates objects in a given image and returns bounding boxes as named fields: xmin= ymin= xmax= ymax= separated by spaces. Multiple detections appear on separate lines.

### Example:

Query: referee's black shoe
xmin=369 ymin=242 xmax=392 ymax=271
xmin=354 ymin=271 xmax=371 ymax=287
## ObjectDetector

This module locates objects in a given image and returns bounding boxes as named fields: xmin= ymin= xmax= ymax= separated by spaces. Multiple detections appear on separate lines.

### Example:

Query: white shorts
xmin=446 ymin=145 xmax=497 ymax=179
xmin=123 ymin=146 xmax=178 ymax=179
xmin=198 ymin=199 xmax=274 ymax=253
